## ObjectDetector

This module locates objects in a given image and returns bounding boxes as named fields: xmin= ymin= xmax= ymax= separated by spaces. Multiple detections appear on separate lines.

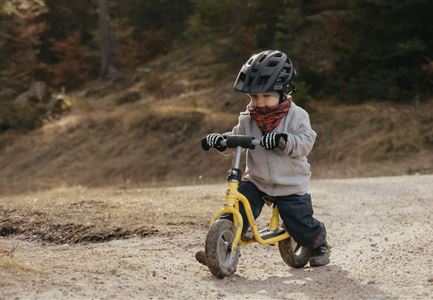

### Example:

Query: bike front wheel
xmin=205 ymin=219 xmax=240 ymax=278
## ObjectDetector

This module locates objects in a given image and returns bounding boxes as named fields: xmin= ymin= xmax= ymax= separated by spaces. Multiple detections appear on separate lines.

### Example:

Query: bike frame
xmin=209 ymin=146 xmax=290 ymax=253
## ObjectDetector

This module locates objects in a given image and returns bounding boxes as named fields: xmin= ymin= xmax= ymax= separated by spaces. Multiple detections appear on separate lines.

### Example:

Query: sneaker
xmin=195 ymin=250 xmax=207 ymax=266
xmin=309 ymin=243 xmax=331 ymax=267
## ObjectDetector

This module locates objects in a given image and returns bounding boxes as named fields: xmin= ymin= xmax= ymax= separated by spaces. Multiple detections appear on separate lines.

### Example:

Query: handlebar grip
xmin=201 ymin=138 xmax=211 ymax=151
xmin=226 ymin=135 xmax=256 ymax=149
xmin=202 ymin=135 xmax=260 ymax=150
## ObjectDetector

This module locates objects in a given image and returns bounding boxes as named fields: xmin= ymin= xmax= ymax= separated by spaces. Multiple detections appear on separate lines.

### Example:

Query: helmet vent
xmin=247 ymin=58 xmax=253 ymax=65
xmin=258 ymin=55 xmax=267 ymax=63
xmin=238 ymin=72 xmax=246 ymax=82
xmin=267 ymin=60 xmax=279 ymax=67
xmin=282 ymin=66 xmax=292 ymax=73
xmin=273 ymin=52 xmax=283 ymax=57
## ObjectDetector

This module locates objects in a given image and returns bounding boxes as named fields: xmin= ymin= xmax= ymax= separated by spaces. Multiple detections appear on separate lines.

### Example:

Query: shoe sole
xmin=309 ymin=256 xmax=330 ymax=267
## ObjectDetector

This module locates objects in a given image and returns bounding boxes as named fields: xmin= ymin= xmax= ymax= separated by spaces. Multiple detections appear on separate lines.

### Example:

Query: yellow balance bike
xmin=200 ymin=135 xmax=312 ymax=278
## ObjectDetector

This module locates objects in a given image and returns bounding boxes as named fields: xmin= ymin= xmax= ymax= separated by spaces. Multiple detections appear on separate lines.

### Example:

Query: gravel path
xmin=1 ymin=175 xmax=432 ymax=299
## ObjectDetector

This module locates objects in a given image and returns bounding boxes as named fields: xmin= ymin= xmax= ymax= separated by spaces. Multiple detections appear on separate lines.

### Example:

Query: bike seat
xmin=262 ymin=196 xmax=277 ymax=207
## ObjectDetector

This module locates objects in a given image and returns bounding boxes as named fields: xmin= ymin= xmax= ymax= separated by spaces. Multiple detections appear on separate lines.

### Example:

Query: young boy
xmin=199 ymin=50 xmax=330 ymax=267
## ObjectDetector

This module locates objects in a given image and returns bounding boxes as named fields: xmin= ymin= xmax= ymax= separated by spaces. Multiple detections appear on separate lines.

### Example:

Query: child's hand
xmin=203 ymin=133 xmax=227 ymax=151
xmin=260 ymin=133 xmax=288 ymax=150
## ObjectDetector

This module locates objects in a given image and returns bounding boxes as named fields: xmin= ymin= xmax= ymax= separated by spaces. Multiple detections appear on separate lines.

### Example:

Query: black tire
xmin=278 ymin=237 xmax=312 ymax=268
xmin=205 ymin=219 xmax=240 ymax=278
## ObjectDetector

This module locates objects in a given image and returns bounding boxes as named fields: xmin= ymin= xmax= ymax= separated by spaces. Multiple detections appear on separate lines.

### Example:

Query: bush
xmin=115 ymin=91 xmax=141 ymax=105
xmin=47 ymin=32 xmax=96 ymax=89
xmin=0 ymin=101 xmax=49 ymax=132
xmin=292 ymin=81 xmax=312 ymax=108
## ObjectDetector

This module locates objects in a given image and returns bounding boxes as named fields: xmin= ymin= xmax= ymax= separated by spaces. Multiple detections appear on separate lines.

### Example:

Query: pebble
xmin=217 ymin=289 xmax=225 ymax=297
xmin=427 ymin=277 xmax=433 ymax=283
xmin=367 ymin=280 xmax=375 ymax=284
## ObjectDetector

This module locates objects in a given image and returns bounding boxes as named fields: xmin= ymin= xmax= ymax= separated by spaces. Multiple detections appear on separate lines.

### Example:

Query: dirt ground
xmin=1 ymin=174 xmax=433 ymax=299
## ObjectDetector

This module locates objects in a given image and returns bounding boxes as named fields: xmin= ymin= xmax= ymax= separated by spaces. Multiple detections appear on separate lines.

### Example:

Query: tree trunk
xmin=98 ymin=0 xmax=117 ymax=79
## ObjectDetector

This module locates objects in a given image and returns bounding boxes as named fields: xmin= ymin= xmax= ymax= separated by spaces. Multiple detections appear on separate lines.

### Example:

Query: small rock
xmin=367 ymin=280 xmax=375 ymax=284
xmin=152 ymin=271 xmax=156 ymax=277
xmin=427 ymin=277 xmax=433 ymax=283
xmin=384 ymin=237 xmax=388 ymax=241
xmin=217 ymin=289 xmax=225 ymax=297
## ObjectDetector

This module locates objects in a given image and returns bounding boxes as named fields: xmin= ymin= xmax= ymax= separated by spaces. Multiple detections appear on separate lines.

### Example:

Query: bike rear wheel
xmin=278 ymin=236 xmax=312 ymax=268
xmin=205 ymin=219 xmax=240 ymax=278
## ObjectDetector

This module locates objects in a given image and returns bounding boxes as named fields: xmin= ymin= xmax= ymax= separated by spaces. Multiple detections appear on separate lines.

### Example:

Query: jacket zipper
xmin=262 ymin=132 xmax=274 ymax=193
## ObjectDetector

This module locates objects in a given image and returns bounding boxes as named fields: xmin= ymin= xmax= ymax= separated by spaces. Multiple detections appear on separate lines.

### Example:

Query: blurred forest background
xmin=0 ymin=0 xmax=432 ymax=193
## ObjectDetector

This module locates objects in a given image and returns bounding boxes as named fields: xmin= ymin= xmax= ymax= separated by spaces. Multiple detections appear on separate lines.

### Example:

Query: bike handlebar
xmin=201 ymin=135 xmax=260 ymax=151
xmin=222 ymin=135 xmax=260 ymax=149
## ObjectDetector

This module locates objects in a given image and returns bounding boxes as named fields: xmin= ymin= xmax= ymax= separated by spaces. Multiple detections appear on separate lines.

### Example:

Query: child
xmin=198 ymin=50 xmax=330 ymax=267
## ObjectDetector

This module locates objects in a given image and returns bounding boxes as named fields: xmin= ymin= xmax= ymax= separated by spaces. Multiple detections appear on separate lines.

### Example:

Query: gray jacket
xmin=228 ymin=101 xmax=317 ymax=196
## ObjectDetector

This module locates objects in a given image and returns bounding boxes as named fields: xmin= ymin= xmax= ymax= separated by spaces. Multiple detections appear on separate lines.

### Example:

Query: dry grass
xmin=2 ymin=95 xmax=432 ymax=194
xmin=0 ymin=246 xmax=41 ymax=287
xmin=0 ymin=184 xmax=227 ymax=245
xmin=310 ymin=100 xmax=433 ymax=177
xmin=0 ymin=46 xmax=432 ymax=194
xmin=1 ymin=94 xmax=432 ymax=194
xmin=0 ymin=250 xmax=32 ymax=272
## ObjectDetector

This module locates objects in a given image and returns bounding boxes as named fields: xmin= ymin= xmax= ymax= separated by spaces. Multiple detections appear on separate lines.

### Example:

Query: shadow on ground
xmin=206 ymin=265 xmax=391 ymax=299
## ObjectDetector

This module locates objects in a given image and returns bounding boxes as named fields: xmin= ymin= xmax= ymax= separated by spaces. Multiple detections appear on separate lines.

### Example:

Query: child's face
xmin=249 ymin=93 xmax=279 ymax=108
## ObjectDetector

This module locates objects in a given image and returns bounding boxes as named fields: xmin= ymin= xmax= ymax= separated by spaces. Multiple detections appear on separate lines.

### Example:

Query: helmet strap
xmin=279 ymin=92 xmax=287 ymax=103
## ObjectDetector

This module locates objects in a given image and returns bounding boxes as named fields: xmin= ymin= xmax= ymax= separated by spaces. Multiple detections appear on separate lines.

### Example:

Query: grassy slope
xmin=0 ymin=48 xmax=432 ymax=194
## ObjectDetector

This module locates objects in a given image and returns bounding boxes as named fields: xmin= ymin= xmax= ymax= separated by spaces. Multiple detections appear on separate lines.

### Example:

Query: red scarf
xmin=249 ymin=98 xmax=291 ymax=133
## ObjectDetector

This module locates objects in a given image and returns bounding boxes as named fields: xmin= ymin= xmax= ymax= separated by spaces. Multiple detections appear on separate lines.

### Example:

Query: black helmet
xmin=233 ymin=50 xmax=296 ymax=98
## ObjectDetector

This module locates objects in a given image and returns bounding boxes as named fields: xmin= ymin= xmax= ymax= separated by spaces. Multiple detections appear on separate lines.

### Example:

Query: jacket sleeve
xmin=282 ymin=108 xmax=317 ymax=158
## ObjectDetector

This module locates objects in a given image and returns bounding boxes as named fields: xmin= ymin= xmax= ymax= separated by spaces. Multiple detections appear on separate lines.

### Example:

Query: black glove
xmin=260 ymin=133 xmax=288 ymax=150
xmin=202 ymin=133 xmax=227 ymax=151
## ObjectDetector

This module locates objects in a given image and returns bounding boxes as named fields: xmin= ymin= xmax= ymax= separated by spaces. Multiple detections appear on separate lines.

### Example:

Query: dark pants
xmin=222 ymin=181 xmax=327 ymax=249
